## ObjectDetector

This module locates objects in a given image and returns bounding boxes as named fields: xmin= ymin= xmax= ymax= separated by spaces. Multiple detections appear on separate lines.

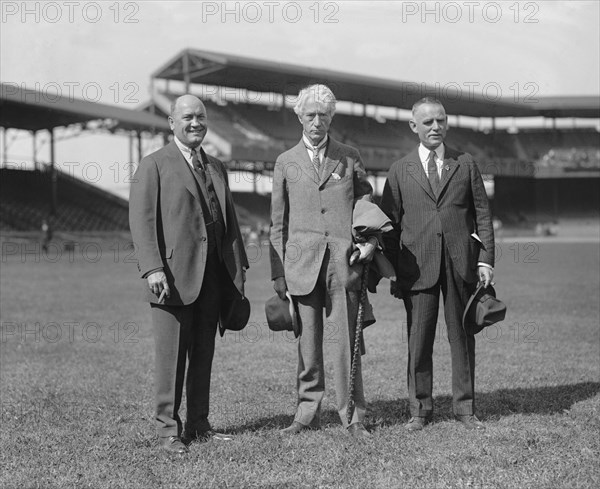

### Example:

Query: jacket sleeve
xmin=269 ymin=157 xmax=288 ymax=281
xmin=379 ymin=162 xmax=402 ymax=266
xmin=129 ymin=155 xmax=163 ymax=278
xmin=222 ymin=165 xmax=250 ymax=270
xmin=470 ymin=159 xmax=495 ymax=267
xmin=352 ymin=149 xmax=373 ymax=204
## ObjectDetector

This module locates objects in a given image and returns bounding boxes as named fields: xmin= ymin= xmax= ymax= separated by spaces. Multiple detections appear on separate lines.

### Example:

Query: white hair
xmin=293 ymin=84 xmax=337 ymax=117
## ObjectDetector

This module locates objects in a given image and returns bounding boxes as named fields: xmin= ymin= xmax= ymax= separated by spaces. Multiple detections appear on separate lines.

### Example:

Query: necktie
xmin=427 ymin=150 xmax=440 ymax=193
xmin=191 ymin=148 xmax=205 ymax=183
xmin=311 ymin=145 xmax=321 ymax=176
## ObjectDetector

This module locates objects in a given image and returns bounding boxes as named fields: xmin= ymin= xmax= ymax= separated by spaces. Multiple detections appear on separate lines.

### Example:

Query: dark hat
xmin=463 ymin=283 xmax=506 ymax=335
xmin=265 ymin=292 xmax=301 ymax=338
xmin=219 ymin=295 xmax=251 ymax=337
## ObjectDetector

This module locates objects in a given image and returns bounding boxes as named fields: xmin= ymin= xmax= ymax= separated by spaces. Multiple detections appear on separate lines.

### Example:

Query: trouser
xmin=403 ymin=246 xmax=476 ymax=417
xmin=293 ymin=248 xmax=366 ymax=428
xmin=151 ymin=245 xmax=223 ymax=439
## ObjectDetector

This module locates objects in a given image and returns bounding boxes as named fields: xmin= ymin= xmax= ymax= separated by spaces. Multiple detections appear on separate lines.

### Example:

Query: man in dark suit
xmin=380 ymin=97 xmax=495 ymax=431
xmin=129 ymin=94 xmax=248 ymax=454
xmin=270 ymin=84 xmax=376 ymax=438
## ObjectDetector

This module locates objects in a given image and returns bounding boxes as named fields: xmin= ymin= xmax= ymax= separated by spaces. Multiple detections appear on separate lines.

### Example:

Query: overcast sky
xmin=3 ymin=0 xmax=599 ymax=105
xmin=1 ymin=1 xmax=599 ymax=196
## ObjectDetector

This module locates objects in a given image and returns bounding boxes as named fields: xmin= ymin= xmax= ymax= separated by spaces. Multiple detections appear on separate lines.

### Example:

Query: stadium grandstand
xmin=0 ymin=82 xmax=170 ymax=233
xmin=1 ymin=49 xmax=599 ymax=235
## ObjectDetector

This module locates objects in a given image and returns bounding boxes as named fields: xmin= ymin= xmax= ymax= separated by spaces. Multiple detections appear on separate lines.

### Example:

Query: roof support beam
xmin=50 ymin=128 xmax=57 ymax=216
xmin=2 ymin=128 xmax=7 ymax=168
xmin=183 ymin=51 xmax=191 ymax=93
xmin=137 ymin=131 xmax=142 ymax=164
xmin=32 ymin=130 xmax=38 ymax=171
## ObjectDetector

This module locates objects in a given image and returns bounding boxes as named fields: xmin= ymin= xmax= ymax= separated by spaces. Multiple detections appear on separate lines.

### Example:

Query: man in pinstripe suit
xmin=380 ymin=97 xmax=495 ymax=431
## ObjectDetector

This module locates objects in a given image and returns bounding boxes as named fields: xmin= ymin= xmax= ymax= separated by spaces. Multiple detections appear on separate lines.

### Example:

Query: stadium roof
xmin=532 ymin=96 xmax=600 ymax=119
xmin=151 ymin=48 xmax=598 ymax=119
xmin=0 ymin=82 xmax=170 ymax=132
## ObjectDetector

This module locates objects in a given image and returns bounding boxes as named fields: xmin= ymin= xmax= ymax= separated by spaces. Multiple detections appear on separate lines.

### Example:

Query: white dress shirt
xmin=418 ymin=143 xmax=444 ymax=179
xmin=302 ymin=133 xmax=328 ymax=164
xmin=174 ymin=136 xmax=202 ymax=169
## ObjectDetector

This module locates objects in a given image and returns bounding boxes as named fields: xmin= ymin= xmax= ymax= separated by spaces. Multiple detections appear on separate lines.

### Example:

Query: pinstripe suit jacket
xmin=380 ymin=146 xmax=494 ymax=291
xmin=269 ymin=137 xmax=373 ymax=296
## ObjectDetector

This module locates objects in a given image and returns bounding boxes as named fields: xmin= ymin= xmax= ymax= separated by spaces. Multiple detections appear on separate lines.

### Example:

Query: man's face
xmin=169 ymin=96 xmax=208 ymax=148
xmin=298 ymin=96 xmax=333 ymax=145
xmin=409 ymin=103 xmax=448 ymax=149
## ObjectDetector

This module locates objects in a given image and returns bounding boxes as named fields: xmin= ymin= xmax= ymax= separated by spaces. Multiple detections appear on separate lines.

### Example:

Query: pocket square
xmin=331 ymin=173 xmax=341 ymax=180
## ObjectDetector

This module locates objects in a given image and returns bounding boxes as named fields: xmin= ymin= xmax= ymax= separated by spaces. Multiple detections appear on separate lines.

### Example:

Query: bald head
xmin=170 ymin=94 xmax=204 ymax=117
xmin=168 ymin=94 xmax=208 ymax=148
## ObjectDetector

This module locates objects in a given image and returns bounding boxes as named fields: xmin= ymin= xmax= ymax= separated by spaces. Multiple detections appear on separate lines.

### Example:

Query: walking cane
xmin=347 ymin=262 xmax=370 ymax=426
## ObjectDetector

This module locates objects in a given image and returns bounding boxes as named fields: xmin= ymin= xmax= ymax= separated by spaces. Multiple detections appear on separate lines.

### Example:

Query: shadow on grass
xmin=228 ymin=409 xmax=353 ymax=433
xmin=228 ymin=382 xmax=600 ymax=433
xmin=367 ymin=381 xmax=600 ymax=426
xmin=476 ymin=381 xmax=600 ymax=417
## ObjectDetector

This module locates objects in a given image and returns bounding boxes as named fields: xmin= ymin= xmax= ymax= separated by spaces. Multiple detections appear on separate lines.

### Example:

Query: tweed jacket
xmin=269 ymin=137 xmax=373 ymax=296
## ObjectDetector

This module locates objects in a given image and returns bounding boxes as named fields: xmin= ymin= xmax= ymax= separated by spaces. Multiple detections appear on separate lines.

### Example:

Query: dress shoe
xmin=455 ymin=414 xmax=485 ymax=430
xmin=159 ymin=436 xmax=189 ymax=454
xmin=280 ymin=421 xmax=317 ymax=434
xmin=205 ymin=430 xmax=235 ymax=441
xmin=404 ymin=416 xmax=431 ymax=431
xmin=183 ymin=429 xmax=235 ymax=443
xmin=347 ymin=422 xmax=371 ymax=438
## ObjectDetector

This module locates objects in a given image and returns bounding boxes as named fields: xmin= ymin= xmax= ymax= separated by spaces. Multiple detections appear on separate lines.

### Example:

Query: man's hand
xmin=478 ymin=266 xmax=494 ymax=288
xmin=349 ymin=237 xmax=378 ymax=265
xmin=390 ymin=280 xmax=403 ymax=299
xmin=273 ymin=277 xmax=287 ymax=300
xmin=147 ymin=271 xmax=170 ymax=301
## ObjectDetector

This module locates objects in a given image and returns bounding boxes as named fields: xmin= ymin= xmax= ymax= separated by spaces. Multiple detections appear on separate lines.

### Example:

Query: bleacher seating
xmin=0 ymin=168 xmax=129 ymax=231
xmin=516 ymin=129 xmax=600 ymax=170
xmin=0 ymin=168 xmax=274 ymax=233
xmin=231 ymin=192 xmax=271 ymax=227
xmin=226 ymin=103 xmax=300 ymax=145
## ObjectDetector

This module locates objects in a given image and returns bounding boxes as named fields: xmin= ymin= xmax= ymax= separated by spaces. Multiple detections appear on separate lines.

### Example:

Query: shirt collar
xmin=302 ymin=133 xmax=328 ymax=151
xmin=174 ymin=136 xmax=201 ymax=158
xmin=418 ymin=143 xmax=445 ymax=163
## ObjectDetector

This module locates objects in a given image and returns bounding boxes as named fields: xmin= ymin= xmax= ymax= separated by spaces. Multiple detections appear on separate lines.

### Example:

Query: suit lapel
xmin=167 ymin=142 xmax=202 ymax=203
xmin=438 ymin=147 xmax=460 ymax=197
xmin=405 ymin=148 xmax=436 ymax=201
xmin=319 ymin=138 xmax=341 ymax=188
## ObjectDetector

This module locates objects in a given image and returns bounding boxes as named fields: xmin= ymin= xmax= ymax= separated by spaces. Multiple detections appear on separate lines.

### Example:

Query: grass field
xmin=1 ymin=234 xmax=599 ymax=488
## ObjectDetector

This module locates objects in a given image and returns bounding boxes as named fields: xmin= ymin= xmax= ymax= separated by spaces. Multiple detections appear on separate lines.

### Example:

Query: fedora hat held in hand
xmin=463 ymin=283 xmax=506 ymax=335
xmin=265 ymin=291 xmax=301 ymax=338
xmin=219 ymin=294 xmax=251 ymax=337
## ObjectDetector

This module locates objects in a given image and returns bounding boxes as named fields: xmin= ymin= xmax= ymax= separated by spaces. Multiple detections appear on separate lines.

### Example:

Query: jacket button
xmin=324 ymin=231 xmax=329 ymax=236
xmin=321 ymin=209 xmax=326 ymax=214
xmin=437 ymin=232 xmax=442 ymax=237
xmin=202 ymin=237 xmax=207 ymax=242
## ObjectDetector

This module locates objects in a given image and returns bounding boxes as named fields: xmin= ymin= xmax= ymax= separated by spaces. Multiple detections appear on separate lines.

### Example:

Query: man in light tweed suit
xmin=380 ymin=97 xmax=495 ymax=431
xmin=269 ymin=84 xmax=376 ymax=438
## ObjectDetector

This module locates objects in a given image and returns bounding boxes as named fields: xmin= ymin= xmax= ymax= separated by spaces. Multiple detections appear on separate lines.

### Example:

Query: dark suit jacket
xmin=270 ymin=137 xmax=372 ymax=295
xmin=129 ymin=141 xmax=248 ymax=305
xmin=380 ymin=146 xmax=494 ymax=291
